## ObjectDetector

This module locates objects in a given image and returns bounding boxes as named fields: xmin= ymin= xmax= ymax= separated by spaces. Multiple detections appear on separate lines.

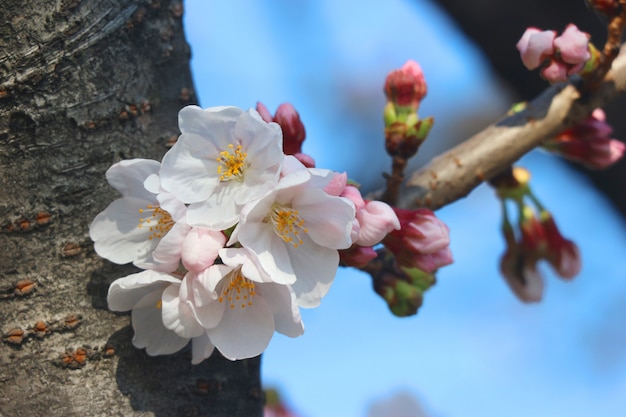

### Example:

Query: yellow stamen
xmin=137 ymin=204 xmax=175 ymax=240
xmin=218 ymin=270 xmax=256 ymax=310
xmin=216 ymin=144 xmax=247 ymax=181
xmin=269 ymin=204 xmax=308 ymax=247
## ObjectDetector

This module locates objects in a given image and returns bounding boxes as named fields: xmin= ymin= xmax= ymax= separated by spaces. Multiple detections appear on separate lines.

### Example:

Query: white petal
xmin=161 ymin=284 xmax=205 ymax=338
xmin=208 ymin=294 xmax=275 ymax=360
xmin=239 ymin=223 xmax=297 ymax=285
xmin=257 ymin=283 xmax=304 ymax=338
xmin=186 ymin=190 xmax=240 ymax=230
xmin=160 ymin=132 xmax=220 ymax=204
xmin=287 ymin=236 xmax=339 ymax=308
xmin=130 ymin=288 xmax=190 ymax=356
xmin=107 ymin=270 xmax=179 ymax=312
xmin=178 ymin=105 xmax=243 ymax=148
xmin=295 ymin=189 xmax=354 ymax=249
xmin=183 ymin=269 xmax=225 ymax=329
xmin=106 ymin=159 xmax=160 ymax=199
xmin=191 ymin=333 xmax=215 ymax=364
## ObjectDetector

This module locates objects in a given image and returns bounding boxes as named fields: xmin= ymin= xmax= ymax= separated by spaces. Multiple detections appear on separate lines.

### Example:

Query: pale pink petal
xmin=105 ymin=159 xmax=160 ymax=199
xmin=208 ymin=294 xmax=275 ymax=360
xmin=191 ymin=333 xmax=215 ymax=364
xmin=161 ymin=284 xmax=205 ymax=338
xmin=181 ymin=228 xmax=226 ymax=272
xmin=107 ymin=270 xmax=179 ymax=312
xmin=131 ymin=288 xmax=190 ymax=356
xmin=517 ymin=28 xmax=555 ymax=69
xmin=355 ymin=201 xmax=400 ymax=246
xmin=257 ymin=283 xmax=304 ymax=338
xmin=554 ymin=24 xmax=590 ymax=64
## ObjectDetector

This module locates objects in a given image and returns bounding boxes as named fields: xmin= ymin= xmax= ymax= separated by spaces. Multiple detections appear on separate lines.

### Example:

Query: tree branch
xmin=400 ymin=44 xmax=626 ymax=211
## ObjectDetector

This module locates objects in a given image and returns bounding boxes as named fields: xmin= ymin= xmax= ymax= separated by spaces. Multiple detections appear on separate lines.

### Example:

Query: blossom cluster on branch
xmin=90 ymin=101 xmax=452 ymax=361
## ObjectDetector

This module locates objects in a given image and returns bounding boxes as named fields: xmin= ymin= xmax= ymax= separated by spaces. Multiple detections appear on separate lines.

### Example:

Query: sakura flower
xmin=198 ymin=248 xmax=304 ymax=360
xmin=107 ymin=270 xmax=216 ymax=364
xmin=160 ymin=106 xmax=284 ymax=230
xmin=231 ymin=169 xmax=355 ymax=307
xmin=89 ymin=159 xmax=189 ymax=272
xmin=383 ymin=208 xmax=453 ymax=273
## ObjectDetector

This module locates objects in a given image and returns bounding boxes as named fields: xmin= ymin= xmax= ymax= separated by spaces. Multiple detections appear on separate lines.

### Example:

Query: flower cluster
xmin=516 ymin=24 xmax=598 ymax=82
xmin=91 ymin=105 xmax=402 ymax=362
xmin=493 ymin=167 xmax=581 ymax=302
xmin=544 ymin=108 xmax=625 ymax=169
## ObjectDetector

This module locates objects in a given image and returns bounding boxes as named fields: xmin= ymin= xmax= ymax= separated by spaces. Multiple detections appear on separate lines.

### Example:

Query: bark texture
xmin=0 ymin=1 xmax=262 ymax=416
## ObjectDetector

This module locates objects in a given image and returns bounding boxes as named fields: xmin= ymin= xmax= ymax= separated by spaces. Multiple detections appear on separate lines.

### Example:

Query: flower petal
xmin=191 ymin=333 xmax=215 ymax=364
xmin=208 ymin=293 xmax=275 ymax=360
xmin=130 ymin=288 xmax=190 ymax=356
xmin=257 ymin=282 xmax=304 ymax=338
xmin=106 ymin=159 xmax=160 ymax=199
xmin=161 ymin=283 xmax=205 ymax=338
xmin=107 ymin=270 xmax=179 ymax=312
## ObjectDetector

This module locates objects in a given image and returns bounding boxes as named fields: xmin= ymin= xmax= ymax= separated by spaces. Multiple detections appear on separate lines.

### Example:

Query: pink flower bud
xmin=274 ymin=103 xmax=306 ymax=155
xmin=546 ymin=108 xmax=625 ymax=169
xmin=383 ymin=208 xmax=453 ymax=272
xmin=540 ymin=59 xmax=569 ymax=82
xmin=339 ymin=245 xmax=378 ymax=267
xmin=384 ymin=60 xmax=427 ymax=110
xmin=355 ymin=201 xmax=400 ymax=247
xmin=517 ymin=28 xmax=556 ymax=70
xmin=323 ymin=172 xmax=348 ymax=196
xmin=181 ymin=228 xmax=226 ymax=272
xmin=553 ymin=24 xmax=591 ymax=65
xmin=255 ymin=102 xmax=307 ymax=155
xmin=500 ymin=247 xmax=545 ymax=303
xmin=293 ymin=152 xmax=315 ymax=168
xmin=540 ymin=213 xmax=581 ymax=279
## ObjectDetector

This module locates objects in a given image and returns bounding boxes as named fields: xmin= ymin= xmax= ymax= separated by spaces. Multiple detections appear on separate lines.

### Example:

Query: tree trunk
xmin=0 ymin=1 xmax=262 ymax=416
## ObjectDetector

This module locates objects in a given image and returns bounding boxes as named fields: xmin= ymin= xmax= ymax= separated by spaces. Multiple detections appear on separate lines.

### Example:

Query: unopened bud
xmin=256 ymin=102 xmax=307 ymax=155
xmin=384 ymin=60 xmax=427 ymax=111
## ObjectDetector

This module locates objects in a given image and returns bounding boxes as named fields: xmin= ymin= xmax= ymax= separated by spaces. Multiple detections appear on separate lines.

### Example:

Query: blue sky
xmin=184 ymin=1 xmax=626 ymax=416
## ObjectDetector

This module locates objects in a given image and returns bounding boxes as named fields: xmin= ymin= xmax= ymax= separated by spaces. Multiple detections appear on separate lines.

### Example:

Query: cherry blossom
xmin=160 ymin=106 xmax=284 ymax=230
xmin=89 ymin=159 xmax=189 ymax=272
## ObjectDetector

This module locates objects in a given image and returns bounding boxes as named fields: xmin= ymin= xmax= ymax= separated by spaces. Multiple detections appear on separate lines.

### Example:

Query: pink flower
xmin=540 ymin=59 xmax=569 ymax=82
xmin=384 ymin=60 xmax=427 ymax=110
xmin=553 ymin=24 xmax=591 ymax=65
xmin=383 ymin=208 xmax=453 ymax=272
xmin=516 ymin=28 xmax=556 ymax=70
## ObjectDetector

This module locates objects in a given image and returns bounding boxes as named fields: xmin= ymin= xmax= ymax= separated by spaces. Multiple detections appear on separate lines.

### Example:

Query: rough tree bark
xmin=0 ymin=1 xmax=262 ymax=416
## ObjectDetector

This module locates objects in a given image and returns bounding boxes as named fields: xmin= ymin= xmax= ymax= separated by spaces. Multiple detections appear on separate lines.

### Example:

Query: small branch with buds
xmin=398 ymin=43 xmax=626 ymax=211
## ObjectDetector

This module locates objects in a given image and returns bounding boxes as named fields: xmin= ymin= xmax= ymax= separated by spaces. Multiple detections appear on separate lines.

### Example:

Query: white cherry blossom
xmin=160 ymin=106 xmax=284 ymax=230
xmin=230 ymin=169 xmax=355 ymax=307
xmin=89 ymin=159 xmax=189 ymax=272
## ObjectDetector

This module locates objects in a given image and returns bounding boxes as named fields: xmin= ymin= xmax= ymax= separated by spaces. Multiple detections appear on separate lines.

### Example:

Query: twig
xmin=399 ymin=44 xmax=626 ymax=211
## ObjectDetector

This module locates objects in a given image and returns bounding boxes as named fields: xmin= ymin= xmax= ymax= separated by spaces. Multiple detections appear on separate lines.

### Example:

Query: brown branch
xmin=399 ymin=44 xmax=626 ymax=211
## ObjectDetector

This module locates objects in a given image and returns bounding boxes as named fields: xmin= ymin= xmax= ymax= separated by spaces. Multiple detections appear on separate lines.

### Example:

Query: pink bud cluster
xmin=516 ymin=24 xmax=592 ymax=82
xmin=383 ymin=208 xmax=453 ymax=273
xmin=500 ymin=208 xmax=580 ymax=303
xmin=545 ymin=108 xmax=625 ymax=169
